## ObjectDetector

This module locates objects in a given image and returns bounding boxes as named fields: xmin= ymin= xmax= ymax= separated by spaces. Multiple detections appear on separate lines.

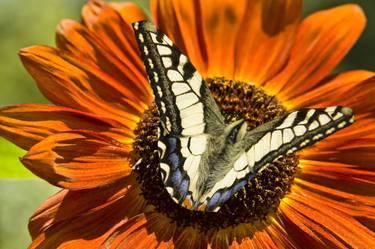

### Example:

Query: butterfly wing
xmin=133 ymin=21 xmax=225 ymax=137
xmin=132 ymin=21 xmax=224 ymax=205
xmin=200 ymin=106 xmax=354 ymax=212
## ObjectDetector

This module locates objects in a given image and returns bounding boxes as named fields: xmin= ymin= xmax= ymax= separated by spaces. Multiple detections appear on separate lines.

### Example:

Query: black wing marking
xmin=132 ymin=21 xmax=225 ymax=137
xmin=199 ymin=106 xmax=354 ymax=212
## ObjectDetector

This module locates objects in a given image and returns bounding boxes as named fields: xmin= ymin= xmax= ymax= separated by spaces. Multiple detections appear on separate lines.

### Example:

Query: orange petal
xmin=336 ymin=75 xmax=375 ymax=117
xmin=21 ymin=131 xmax=132 ymax=190
xmin=56 ymin=19 xmax=151 ymax=107
xmin=233 ymin=226 xmax=281 ymax=249
xmin=251 ymin=230 xmax=280 ymax=249
xmin=199 ymin=0 xmax=255 ymax=79
xmin=173 ymin=225 xmax=208 ymax=249
xmin=300 ymin=160 xmax=375 ymax=183
xmin=209 ymin=223 xmax=253 ymax=248
xmin=234 ymin=0 xmax=301 ymax=83
xmin=29 ymin=180 xmax=146 ymax=249
xmin=110 ymin=1 xmax=148 ymax=24
xmin=296 ymin=161 xmax=375 ymax=202
xmin=302 ymin=132 xmax=375 ymax=168
xmin=19 ymin=46 xmax=144 ymax=128
xmin=0 ymin=104 xmax=130 ymax=150
xmin=266 ymin=4 xmax=366 ymax=101
xmin=103 ymin=214 xmax=153 ymax=248
xmin=102 ymin=210 xmax=177 ymax=248
xmin=299 ymin=116 xmax=375 ymax=156
xmin=152 ymin=0 xmax=209 ymax=75
xmin=264 ymin=221 xmax=297 ymax=249
xmin=292 ymin=181 xmax=375 ymax=226
xmin=79 ymin=0 xmax=152 ymax=103
xmin=152 ymin=0 xmax=301 ymax=82
xmin=279 ymin=192 xmax=375 ymax=248
xmin=276 ymin=207 xmax=328 ymax=247
xmin=286 ymin=70 xmax=375 ymax=111
xmin=29 ymin=176 xmax=145 ymax=239
xmin=209 ymin=221 xmax=290 ymax=249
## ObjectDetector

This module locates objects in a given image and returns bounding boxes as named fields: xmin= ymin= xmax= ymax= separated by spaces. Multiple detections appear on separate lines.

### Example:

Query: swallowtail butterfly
xmin=132 ymin=21 xmax=354 ymax=212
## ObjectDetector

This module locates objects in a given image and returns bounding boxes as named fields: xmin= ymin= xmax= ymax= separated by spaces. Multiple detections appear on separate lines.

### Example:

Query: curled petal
xmin=0 ymin=104 xmax=129 ymax=150
xmin=266 ymin=4 xmax=366 ymax=101
xmin=22 ymin=131 xmax=132 ymax=190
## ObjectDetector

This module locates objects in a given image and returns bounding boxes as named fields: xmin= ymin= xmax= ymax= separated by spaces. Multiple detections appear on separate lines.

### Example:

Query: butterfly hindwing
xmin=157 ymin=134 xmax=209 ymax=205
xmin=200 ymin=106 xmax=354 ymax=211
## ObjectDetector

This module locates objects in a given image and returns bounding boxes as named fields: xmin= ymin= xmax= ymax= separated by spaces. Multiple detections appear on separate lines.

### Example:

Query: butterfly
xmin=132 ymin=21 xmax=354 ymax=212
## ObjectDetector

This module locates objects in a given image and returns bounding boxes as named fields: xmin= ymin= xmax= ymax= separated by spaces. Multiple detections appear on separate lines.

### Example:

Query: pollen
xmin=132 ymin=77 xmax=299 ymax=231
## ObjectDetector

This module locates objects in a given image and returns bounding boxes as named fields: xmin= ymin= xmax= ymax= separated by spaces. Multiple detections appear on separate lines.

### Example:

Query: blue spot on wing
xmin=174 ymin=178 xmax=189 ymax=201
xmin=207 ymin=192 xmax=221 ymax=210
xmin=160 ymin=135 xmax=190 ymax=204
xmin=168 ymin=152 xmax=180 ymax=169
xmin=170 ymin=170 xmax=182 ymax=186
xmin=233 ymin=180 xmax=247 ymax=194
xmin=167 ymin=136 xmax=178 ymax=153
xmin=218 ymin=189 xmax=232 ymax=206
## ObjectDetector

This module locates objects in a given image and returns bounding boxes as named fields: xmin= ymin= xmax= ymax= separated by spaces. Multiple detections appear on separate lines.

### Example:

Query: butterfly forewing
xmin=132 ymin=21 xmax=225 ymax=206
xmin=132 ymin=21 xmax=225 ymax=137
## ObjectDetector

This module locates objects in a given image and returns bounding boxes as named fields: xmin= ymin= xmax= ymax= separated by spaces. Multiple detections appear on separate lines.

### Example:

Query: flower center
xmin=132 ymin=77 xmax=299 ymax=231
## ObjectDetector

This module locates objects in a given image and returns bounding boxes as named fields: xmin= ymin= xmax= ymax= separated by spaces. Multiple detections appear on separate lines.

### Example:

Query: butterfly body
xmin=132 ymin=21 xmax=354 ymax=212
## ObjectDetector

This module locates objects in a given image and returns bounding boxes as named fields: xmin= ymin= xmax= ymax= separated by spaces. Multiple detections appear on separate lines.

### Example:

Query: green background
xmin=0 ymin=0 xmax=373 ymax=248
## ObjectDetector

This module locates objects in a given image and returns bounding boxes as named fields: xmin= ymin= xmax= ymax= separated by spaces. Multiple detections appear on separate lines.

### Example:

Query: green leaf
xmin=0 ymin=138 xmax=35 ymax=178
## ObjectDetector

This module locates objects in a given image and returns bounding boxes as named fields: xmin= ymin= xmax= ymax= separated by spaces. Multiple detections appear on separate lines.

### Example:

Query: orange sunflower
xmin=1 ymin=0 xmax=374 ymax=248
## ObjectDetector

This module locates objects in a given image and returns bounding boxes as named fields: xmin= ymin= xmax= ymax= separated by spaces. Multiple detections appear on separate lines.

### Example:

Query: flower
xmin=1 ymin=0 xmax=374 ymax=248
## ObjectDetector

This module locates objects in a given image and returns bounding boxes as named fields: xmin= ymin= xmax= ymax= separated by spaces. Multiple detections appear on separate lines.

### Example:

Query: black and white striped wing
xmin=201 ymin=106 xmax=354 ymax=212
xmin=132 ymin=21 xmax=223 ymax=205
xmin=132 ymin=21 xmax=224 ymax=137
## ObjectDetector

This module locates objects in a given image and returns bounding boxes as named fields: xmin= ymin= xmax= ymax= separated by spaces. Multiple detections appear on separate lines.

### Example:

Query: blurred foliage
xmin=0 ymin=139 xmax=33 ymax=178
xmin=0 ymin=180 xmax=57 ymax=249
xmin=0 ymin=0 xmax=373 ymax=248
xmin=0 ymin=0 xmax=83 ymax=105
